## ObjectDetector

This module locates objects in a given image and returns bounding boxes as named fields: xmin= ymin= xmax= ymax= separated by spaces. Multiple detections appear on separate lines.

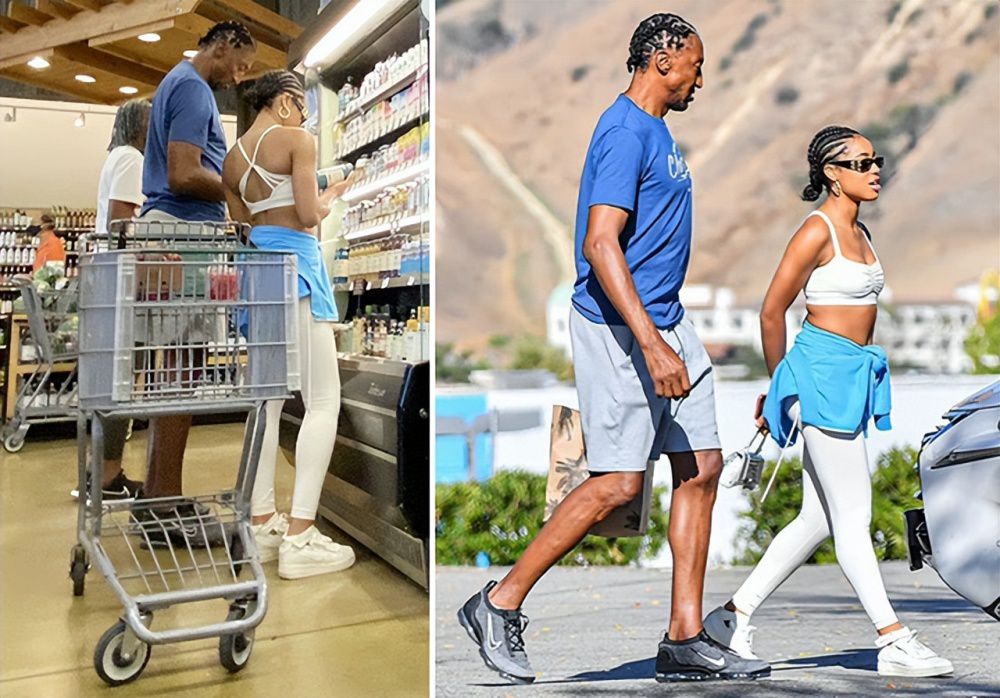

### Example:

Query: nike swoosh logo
xmin=694 ymin=650 xmax=726 ymax=667
xmin=485 ymin=613 xmax=504 ymax=651
xmin=102 ymin=487 xmax=129 ymax=497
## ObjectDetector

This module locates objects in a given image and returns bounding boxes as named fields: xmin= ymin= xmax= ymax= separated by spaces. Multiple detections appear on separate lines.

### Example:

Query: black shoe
xmin=655 ymin=629 xmax=771 ymax=682
xmin=130 ymin=498 xmax=230 ymax=549
xmin=71 ymin=471 xmax=144 ymax=502
xmin=457 ymin=581 xmax=536 ymax=684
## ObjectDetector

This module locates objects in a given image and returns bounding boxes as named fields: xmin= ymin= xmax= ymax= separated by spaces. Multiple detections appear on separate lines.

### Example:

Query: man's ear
xmin=653 ymin=49 xmax=672 ymax=75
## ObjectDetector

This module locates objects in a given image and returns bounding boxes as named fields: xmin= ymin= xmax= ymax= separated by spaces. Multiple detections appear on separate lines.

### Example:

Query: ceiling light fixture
xmin=27 ymin=56 xmax=50 ymax=70
xmin=305 ymin=0 xmax=407 ymax=68
xmin=119 ymin=86 xmax=139 ymax=95
xmin=74 ymin=113 xmax=85 ymax=128
xmin=137 ymin=33 xmax=161 ymax=43
xmin=183 ymin=50 xmax=198 ymax=58
xmin=75 ymin=74 xmax=96 ymax=83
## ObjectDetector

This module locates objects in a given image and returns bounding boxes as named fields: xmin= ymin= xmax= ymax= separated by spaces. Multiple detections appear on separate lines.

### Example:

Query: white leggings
xmin=731 ymin=403 xmax=899 ymax=630
xmin=251 ymin=298 xmax=340 ymax=520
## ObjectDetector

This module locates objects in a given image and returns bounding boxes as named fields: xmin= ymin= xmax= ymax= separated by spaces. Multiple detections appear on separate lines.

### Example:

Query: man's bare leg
xmin=666 ymin=449 xmax=723 ymax=640
xmin=488 ymin=470 xmax=644 ymax=610
xmin=142 ymin=415 xmax=192 ymax=497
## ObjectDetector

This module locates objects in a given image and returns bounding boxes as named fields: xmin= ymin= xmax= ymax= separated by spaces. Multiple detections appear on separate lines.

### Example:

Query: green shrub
xmin=436 ymin=342 xmax=490 ymax=383
xmin=965 ymin=312 xmax=1000 ymax=374
xmin=735 ymin=446 xmax=920 ymax=565
xmin=436 ymin=470 xmax=670 ymax=566
xmin=509 ymin=335 xmax=574 ymax=382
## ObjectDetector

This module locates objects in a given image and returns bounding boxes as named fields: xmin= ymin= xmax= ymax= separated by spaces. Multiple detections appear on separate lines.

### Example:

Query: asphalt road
xmin=435 ymin=562 xmax=999 ymax=697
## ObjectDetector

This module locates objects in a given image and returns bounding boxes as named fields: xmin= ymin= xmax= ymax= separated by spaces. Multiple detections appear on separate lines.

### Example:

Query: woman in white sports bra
xmin=222 ymin=70 xmax=357 ymax=580
xmin=702 ymin=126 xmax=952 ymax=677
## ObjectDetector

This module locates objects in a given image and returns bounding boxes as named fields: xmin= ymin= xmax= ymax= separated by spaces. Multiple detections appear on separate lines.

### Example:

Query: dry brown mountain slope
xmin=437 ymin=0 xmax=1000 ymax=348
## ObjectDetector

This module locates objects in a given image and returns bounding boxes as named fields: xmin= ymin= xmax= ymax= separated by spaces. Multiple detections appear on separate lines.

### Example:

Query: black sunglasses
xmin=830 ymin=156 xmax=884 ymax=173
xmin=289 ymin=94 xmax=309 ymax=120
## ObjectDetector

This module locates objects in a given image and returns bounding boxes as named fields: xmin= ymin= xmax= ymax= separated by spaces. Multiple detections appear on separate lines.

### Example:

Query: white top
xmin=96 ymin=145 xmax=144 ymax=234
xmin=803 ymin=210 xmax=885 ymax=306
xmin=237 ymin=125 xmax=296 ymax=216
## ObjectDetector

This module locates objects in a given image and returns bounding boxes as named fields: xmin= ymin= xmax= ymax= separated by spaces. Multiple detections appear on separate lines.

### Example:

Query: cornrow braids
xmin=198 ymin=20 xmax=255 ymax=50
xmin=802 ymin=125 xmax=859 ymax=201
xmin=627 ymin=13 xmax=698 ymax=73
xmin=243 ymin=70 xmax=304 ymax=112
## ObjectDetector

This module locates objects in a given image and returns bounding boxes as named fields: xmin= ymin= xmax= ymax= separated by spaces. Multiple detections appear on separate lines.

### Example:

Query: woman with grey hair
xmin=74 ymin=98 xmax=153 ymax=503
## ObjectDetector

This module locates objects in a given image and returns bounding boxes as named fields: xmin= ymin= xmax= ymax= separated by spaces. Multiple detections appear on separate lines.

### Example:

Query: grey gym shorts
xmin=570 ymin=307 xmax=722 ymax=472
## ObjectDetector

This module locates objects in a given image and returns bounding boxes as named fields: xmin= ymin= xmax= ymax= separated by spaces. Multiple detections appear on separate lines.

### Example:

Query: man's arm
xmin=106 ymin=200 xmax=140 ymax=232
xmin=167 ymin=141 xmax=226 ymax=202
xmin=583 ymin=205 xmax=691 ymax=399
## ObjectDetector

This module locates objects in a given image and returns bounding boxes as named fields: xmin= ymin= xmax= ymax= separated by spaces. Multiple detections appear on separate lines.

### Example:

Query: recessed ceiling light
xmin=137 ymin=33 xmax=161 ymax=43
xmin=75 ymin=74 xmax=96 ymax=83
xmin=119 ymin=86 xmax=139 ymax=95
xmin=183 ymin=50 xmax=198 ymax=58
xmin=27 ymin=56 xmax=50 ymax=70
xmin=74 ymin=113 xmax=85 ymax=128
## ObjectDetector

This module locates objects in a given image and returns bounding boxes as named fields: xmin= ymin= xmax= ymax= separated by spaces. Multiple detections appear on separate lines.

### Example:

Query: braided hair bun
xmin=627 ymin=13 xmax=698 ymax=73
xmin=243 ymin=70 xmax=303 ymax=112
xmin=802 ymin=125 xmax=859 ymax=200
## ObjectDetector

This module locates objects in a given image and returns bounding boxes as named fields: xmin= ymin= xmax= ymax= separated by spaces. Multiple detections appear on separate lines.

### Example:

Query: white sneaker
xmin=704 ymin=605 xmax=759 ymax=660
xmin=278 ymin=525 xmax=356 ymax=580
xmin=876 ymin=627 xmax=953 ymax=677
xmin=251 ymin=512 xmax=288 ymax=563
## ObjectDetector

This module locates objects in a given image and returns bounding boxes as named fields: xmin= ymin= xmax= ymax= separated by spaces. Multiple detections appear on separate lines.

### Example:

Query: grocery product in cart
xmin=71 ymin=220 xmax=299 ymax=685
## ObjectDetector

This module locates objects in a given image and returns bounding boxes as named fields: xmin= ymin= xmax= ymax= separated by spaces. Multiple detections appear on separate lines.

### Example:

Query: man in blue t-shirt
xmin=458 ymin=14 xmax=770 ymax=685
xmin=132 ymin=22 xmax=256 ymax=547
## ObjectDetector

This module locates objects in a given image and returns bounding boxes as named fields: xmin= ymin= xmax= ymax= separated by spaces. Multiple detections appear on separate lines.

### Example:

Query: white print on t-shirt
xmin=667 ymin=141 xmax=690 ymax=181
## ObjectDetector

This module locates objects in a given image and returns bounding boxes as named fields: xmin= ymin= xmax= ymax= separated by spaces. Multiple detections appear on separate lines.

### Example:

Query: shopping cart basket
xmin=2 ymin=273 xmax=79 ymax=452
xmin=71 ymin=237 xmax=300 ymax=686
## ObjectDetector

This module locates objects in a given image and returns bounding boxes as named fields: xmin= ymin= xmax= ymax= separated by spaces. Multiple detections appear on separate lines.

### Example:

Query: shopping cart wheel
xmin=94 ymin=620 xmax=151 ymax=686
xmin=3 ymin=429 xmax=26 ymax=453
xmin=70 ymin=545 xmax=88 ymax=596
xmin=218 ymin=602 xmax=254 ymax=673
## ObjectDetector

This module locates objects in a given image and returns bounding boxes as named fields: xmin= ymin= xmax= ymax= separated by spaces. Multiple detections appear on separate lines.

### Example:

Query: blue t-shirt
xmin=141 ymin=61 xmax=227 ymax=221
xmin=572 ymin=94 xmax=693 ymax=329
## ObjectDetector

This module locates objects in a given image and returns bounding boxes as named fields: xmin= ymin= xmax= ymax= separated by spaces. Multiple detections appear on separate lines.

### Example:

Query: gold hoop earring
xmin=831 ymin=180 xmax=842 ymax=197
xmin=277 ymin=104 xmax=291 ymax=120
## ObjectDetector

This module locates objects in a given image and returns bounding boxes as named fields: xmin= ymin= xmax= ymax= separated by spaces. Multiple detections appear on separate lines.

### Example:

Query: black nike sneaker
xmin=655 ymin=629 xmax=771 ymax=682
xmin=457 ymin=580 xmax=536 ymax=684
xmin=130 ymin=499 xmax=230 ymax=549
xmin=71 ymin=471 xmax=144 ymax=503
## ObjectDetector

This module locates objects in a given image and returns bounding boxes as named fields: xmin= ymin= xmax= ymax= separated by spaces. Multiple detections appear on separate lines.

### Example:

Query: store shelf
xmin=343 ymin=213 xmax=428 ymax=241
xmin=341 ymin=159 xmax=429 ymax=203
xmin=336 ymin=64 xmax=427 ymax=125
xmin=337 ymin=111 xmax=429 ymax=163
xmin=333 ymin=272 xmax=428 ymax=292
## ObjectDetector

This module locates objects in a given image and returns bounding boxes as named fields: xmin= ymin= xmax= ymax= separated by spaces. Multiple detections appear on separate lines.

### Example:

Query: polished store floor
xmin=0 ymin=422 xmax=428 ymax=697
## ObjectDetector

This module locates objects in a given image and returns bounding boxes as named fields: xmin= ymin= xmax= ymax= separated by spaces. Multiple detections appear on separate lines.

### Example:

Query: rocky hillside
xmin=436 ymin=0 xmax=1000 ymax=349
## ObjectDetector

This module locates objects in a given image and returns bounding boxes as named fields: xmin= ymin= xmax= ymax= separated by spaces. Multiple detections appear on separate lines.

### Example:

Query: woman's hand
xmin=754 ymin=392 xmax=768 ymax=431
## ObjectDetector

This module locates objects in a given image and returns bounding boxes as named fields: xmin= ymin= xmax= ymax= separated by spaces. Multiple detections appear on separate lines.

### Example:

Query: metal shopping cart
xmin=70 ymin=220 xmax=300 ymax=685
xmin=1 ymin=272 xmax=80 ymax=452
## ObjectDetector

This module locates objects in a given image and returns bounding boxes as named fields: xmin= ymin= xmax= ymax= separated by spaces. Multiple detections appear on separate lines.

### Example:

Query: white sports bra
xmin=237 ymin=124 xmax=296 ymax=216
xmin=803 ymin=210 xmax=884 ymax=306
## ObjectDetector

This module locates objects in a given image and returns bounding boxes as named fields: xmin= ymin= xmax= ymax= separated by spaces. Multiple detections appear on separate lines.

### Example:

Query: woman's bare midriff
xmin=251 ymin=205 xmax=315 ymax=236
xmin=805 ymin=304 xmax=877 ymax=346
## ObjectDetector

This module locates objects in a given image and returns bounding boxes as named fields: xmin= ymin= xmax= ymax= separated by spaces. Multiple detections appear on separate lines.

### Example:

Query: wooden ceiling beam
xmin=85 ymin=41 xmax=177 ymax=74
xmin=0 ymin=47 xmax=53 ymax=71
xmin=35 ymin=1 xmax=79 ymax=21
xmin=85 ymin=20 xmax=175 ymax=48
xmin=0 ymin=68 xmax=103 ymax=103
xmin=7 ymin=4 xmax=53 ymax=27
xmin=54 ymin=42 xmax=165 ymax=88
xmin=61 ymin=0 xmax=103 ymax=10
xmin=0 ymin=0 xmax=200 ymax=60
xmin=0 ymin=17 xmax=28 ymax=33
